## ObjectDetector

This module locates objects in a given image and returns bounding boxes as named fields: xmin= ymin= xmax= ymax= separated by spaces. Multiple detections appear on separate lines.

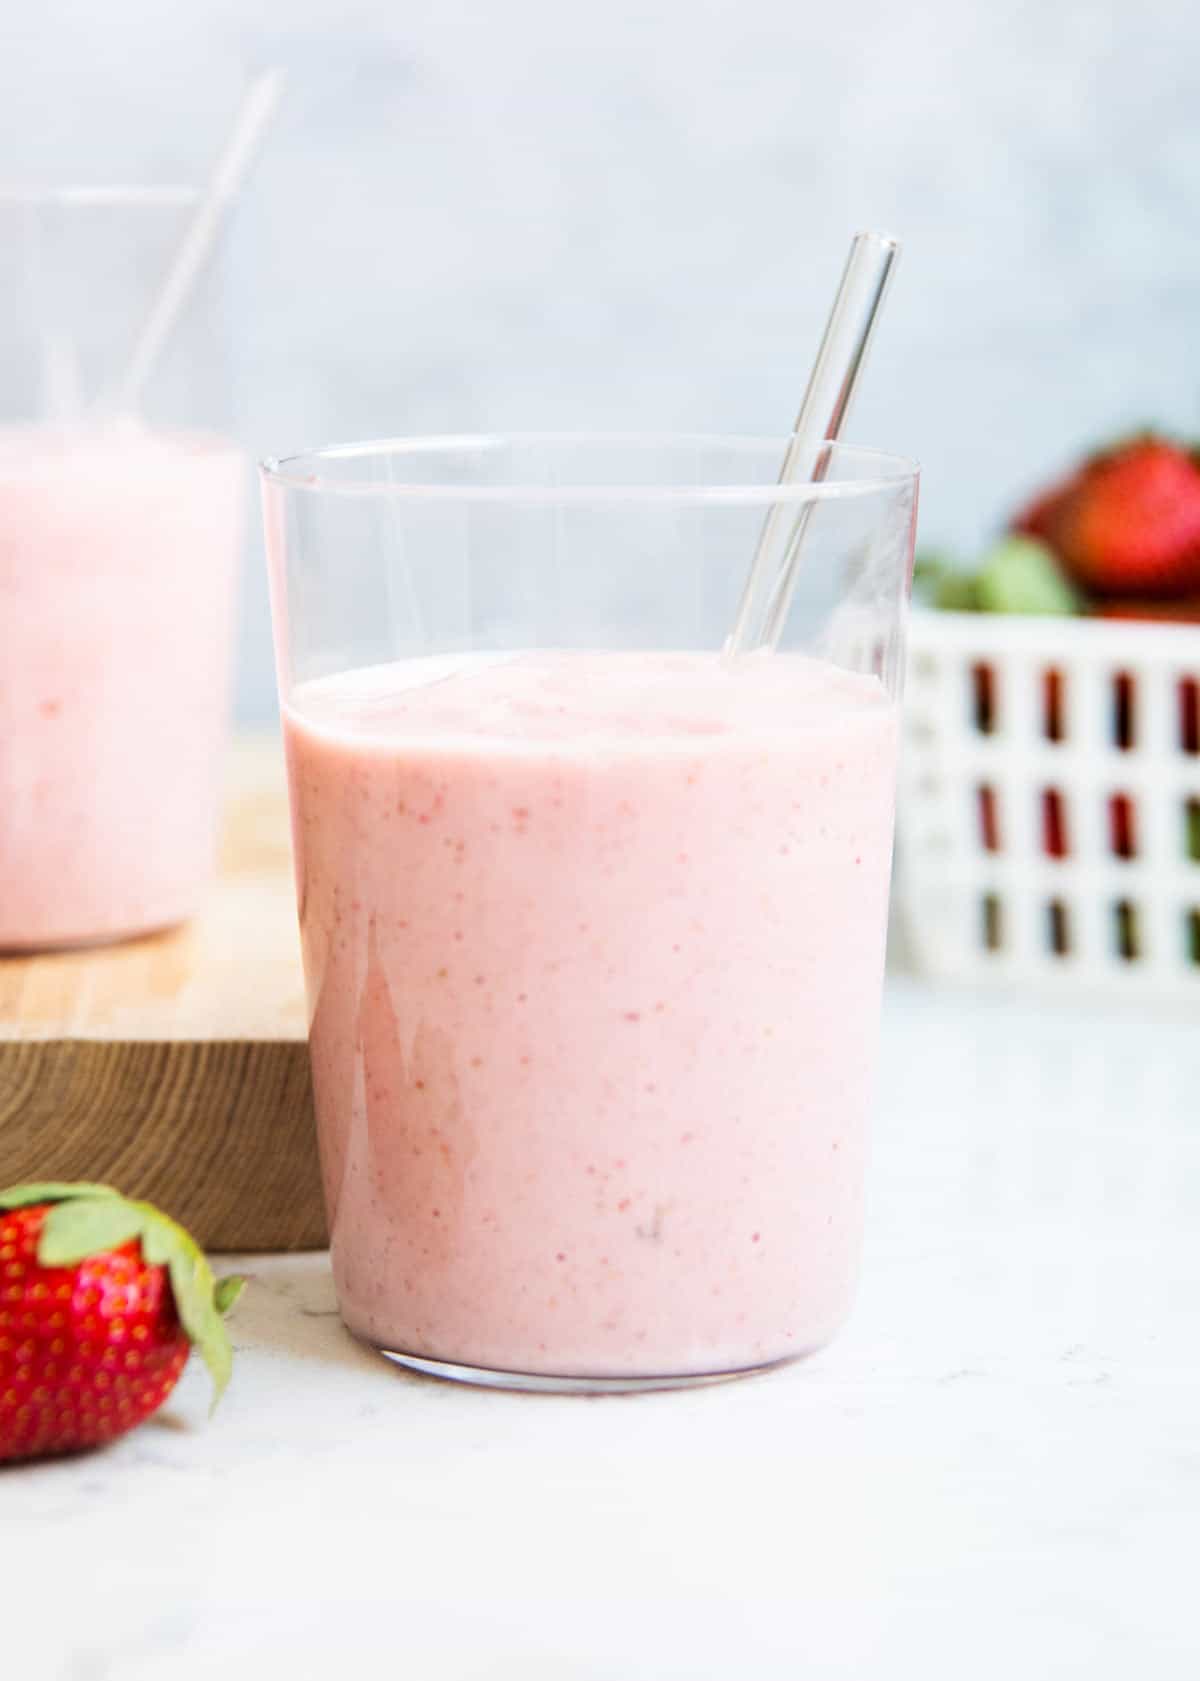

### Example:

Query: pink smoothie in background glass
xmin=0 ymin=425 xmax=243 ymax=948
xmin=284 ymin=649 xmax=899 ymax=1379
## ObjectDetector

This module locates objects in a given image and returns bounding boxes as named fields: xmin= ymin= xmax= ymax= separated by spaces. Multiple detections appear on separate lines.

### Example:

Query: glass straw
xmin=105 ymin=68 xmax=286 ymax=418
xmin=725 ymin=231 xmax=900 ymax=655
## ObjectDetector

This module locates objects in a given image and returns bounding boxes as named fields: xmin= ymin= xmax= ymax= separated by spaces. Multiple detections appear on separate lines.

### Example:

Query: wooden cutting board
xmin=0 ymin=740 xmax=325 ymax=1251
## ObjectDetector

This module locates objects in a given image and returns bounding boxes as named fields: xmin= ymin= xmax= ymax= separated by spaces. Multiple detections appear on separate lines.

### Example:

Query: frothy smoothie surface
xmin=284 ymin=651 xmax=899 ymax=1378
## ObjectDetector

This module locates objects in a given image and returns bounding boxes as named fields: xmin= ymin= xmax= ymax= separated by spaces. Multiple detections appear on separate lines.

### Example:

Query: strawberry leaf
xmin=139 ymin=1216 xmax=176 ymax=1269
xmin=165 ymin=1247 xmax=205 ymax=1343
xmin=0 ymin=1181 xmax=121 ymax=1211
xmin=38 ymin=1196 xmax=145 ymax=1266
xmin=137 ymin=1207 xmax=236 ymax=1411
xmin=975 ymin=537 xmax=1081 ymax=616
xmin=195 ymin=1303 xmax=234 ymax=1413
xmin=935 ymin=570 xmax=980 ymax=611
xmin=214 ymin=1276 xmax=246 ymax=1315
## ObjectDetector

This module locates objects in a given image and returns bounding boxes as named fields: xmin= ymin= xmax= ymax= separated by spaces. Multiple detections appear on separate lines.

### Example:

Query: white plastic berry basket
xmin=897 ymin=608 xmax=1200 ymax=995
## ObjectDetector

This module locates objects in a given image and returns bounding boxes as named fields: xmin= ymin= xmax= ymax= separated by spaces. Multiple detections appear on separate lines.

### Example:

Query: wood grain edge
xmin=0 ymin=1040 xmax=326 ymax=1253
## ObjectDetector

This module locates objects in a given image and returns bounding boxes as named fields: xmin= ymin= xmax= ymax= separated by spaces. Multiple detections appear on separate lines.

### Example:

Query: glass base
xmin=0 ymin=914 xmax=192 ymax=956
xmin=375 ymin=1344 xmax=795 ymax=1394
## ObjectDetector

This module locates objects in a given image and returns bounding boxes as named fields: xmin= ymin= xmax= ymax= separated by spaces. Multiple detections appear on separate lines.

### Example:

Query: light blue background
xmin=5 ymin=0 xmax=1197 ymax=721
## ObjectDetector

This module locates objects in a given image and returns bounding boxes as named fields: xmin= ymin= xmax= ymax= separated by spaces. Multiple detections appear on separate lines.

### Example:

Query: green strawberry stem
xmin=0 ymin=1182 xmax=244 ymax=1411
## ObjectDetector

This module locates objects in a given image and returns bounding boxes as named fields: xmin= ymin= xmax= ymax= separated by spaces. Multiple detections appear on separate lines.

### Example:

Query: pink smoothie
xmin=0 ymin=426 xmax=243 ymax=948
xmin=284 ymin=651 xmax=899 ymax=1378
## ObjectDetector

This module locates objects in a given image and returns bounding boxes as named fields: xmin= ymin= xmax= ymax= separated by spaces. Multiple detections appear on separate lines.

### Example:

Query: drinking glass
xmin=0 ymin=190 xmax=243 ymax=949
xmin=262 ymin=434 xmax=918 ymax=1390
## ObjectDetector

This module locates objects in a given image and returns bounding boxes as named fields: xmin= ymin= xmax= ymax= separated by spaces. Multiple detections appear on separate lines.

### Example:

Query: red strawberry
xmin=0 ymin=1182 xmax=243 ymax=1463
xmin=1043 ymin=439 xmax=1200 ymax=597
xmin=1012 ymin=475 xmax=1077 ymax=544
xmin=1092 ymin=596 xmax=1200 ymax=623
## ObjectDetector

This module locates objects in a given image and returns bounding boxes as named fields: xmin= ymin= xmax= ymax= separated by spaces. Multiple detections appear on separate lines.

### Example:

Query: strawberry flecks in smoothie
xmin=284 ymin=649 xmax=899 ymax=1378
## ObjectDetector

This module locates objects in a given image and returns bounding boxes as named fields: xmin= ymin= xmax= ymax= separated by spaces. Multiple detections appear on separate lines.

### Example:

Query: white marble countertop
xmin=4 ymin=978 xmax=1197 ymax=1680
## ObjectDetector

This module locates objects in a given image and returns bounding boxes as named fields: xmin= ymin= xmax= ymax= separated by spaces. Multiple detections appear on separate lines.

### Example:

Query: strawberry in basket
xmin=1014 ymin=434 xmax=1200 ymax=603
xmin=919 ymin=433 xmax=1200 ymax=621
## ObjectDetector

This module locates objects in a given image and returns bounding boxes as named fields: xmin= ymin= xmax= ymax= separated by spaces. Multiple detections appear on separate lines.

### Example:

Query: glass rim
xmin=258 ymin=432 xmax=918 ymax=506
xmin=0 ymin=186 xmax=198 ymax=207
